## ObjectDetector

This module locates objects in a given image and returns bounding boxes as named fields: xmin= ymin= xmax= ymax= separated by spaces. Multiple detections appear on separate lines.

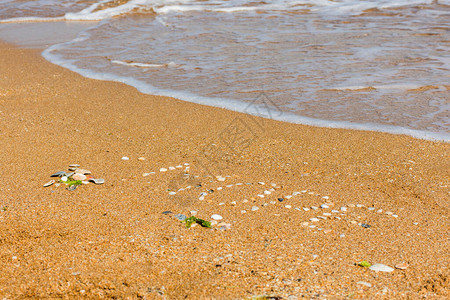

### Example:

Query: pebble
xmin=69 ymin=164 xmax=80 ymax=167
xmin=217 ymin=187 xmax=223 ymax=190
xmin=311 ymin=206 xmax=318 ymax=210
xmin=176 ymin=165 xmax=182 ymax=168
xmin=217 ymin=177 xmax=226 ymax=182
xmin=332 ymin=210 xmax=339 ymax=213
xmin=257 ymin=194 xmax=264 ymax=198
xmin=340 ymin=207 xmax=347 ymax=211
xmin=361 ymin=223 xmax=371 ymax=228
xmin=322 ymin=196 xmax=329 ymax=199
xmin=173 ymin=214 xmax=187 ymax=221
xmin=43 ymin=180 xmax=55 ymax=187
xmin=310 ymin=218 xmax=320 ymax=222
xmin=68 ymin=167 xmax=78 ymax=171
xmin=369 ymin=263 xmax=395 ymax=272
xmin=258 ymin=182 xmax=265 ymax=185
xmin=169 ymin=166 xmax=176 ymax=170
xmin=121 ymin=157 xmax=129 ymax=160
xmin=61 ymin=176 xmax=68 ymax=182
xmin=184 ymin=163 xmax=189 ymax=166
xmin=285 ymin=205 xmax=291 ymax=209
xmin=293 ymin=191 xmax=300 ymax=195
xmin=320 ymin=204 xmax=329 ymax=209
xmin=323 ymin=213 xmax=332 ymax=216
xmin=386 ymin=211 xmax=393 ymax=215
xmin=323 ymin=229 xmax=332 ymax=234
xmin=368 ymin=207 xmax=375 ymax=211
xmin=350 ymin=220 xmax=357 ymax=224
xmin=395 ymin=263 xmax=408 ymax=270
xmin=278 ymin=198 xmax=284 ymax=202
xmin=377 ymin=209 xmax=383 ymax=213
xmin=160 ymin=168 xmax=167 ymax=172
xmin=392 ymin=214 xmax=398 ymax=218
xmin=270 ymin=201 xmax=276 ymax=204
xmin=285 ymin=195 xmax=293 ymax=199
xmin=211 ymin=214 xmax=223 ymax=220
xmin=413 ymin=222 xmax=419 ymax=225
xmin=264 ymin=190 xmax=271 ymax=195
xmin=251 ymin=206 xmax=259 ymax=211
xmin=241 ymin=210 xmax=246 ymax=214
xmin=219 ymin=203 xmax=225 ymax=206
xmin=168 ymin=192 xmax=176 ymax=195
xmin=162 ymin=211 xmax=173 ymax=215
xmin=357 ymin=281 xmax=372 ymax=288
xmin=356 ymin=204 xmax=364 ymax=208
xmin=138 ymin=157 xmax=146 ymax=161
xmin=303 ymin=207 xmax=310 ymax=211
xmin=301 ymin=222 xmax=309 ymax=226
xmin=340 ymin=234 xmax=345 ymax=238
xmin=72 ymin=173 xmax=86 ymax=181
xmin=190 ymin=211 xmax=197 ymax=216
xmin=231 ymin=201 xmax=236 ymax=206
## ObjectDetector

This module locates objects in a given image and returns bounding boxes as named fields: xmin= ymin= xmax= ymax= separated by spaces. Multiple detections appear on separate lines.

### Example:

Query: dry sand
xmin=0 ymin=41 xmax=449 ymax=299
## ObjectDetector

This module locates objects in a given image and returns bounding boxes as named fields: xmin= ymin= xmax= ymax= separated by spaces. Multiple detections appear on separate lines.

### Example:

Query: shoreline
xmin=0 ymin=41 xmax=449 ymax=298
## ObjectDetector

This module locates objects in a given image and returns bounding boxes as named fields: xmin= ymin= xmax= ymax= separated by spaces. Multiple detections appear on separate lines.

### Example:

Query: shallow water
xmin=1 ymin=0 xmax=449 ymax=141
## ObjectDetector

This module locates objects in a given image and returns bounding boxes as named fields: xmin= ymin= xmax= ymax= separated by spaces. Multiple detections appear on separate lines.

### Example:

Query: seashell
xmin=68 ymin=167 xmax=78 ymax=171
xmin=68 ymin=185 xmax=77 ymax=191
xmin=90 ymin=178 xmax=105 ymax=185
xmin=50 ymin=171 xmax=66 ymax=177
xmin=43 ymin=180 xmax=55 ymax=187
xmin=72 ymin=173 xmax=87 ymax=181
xmin=75 ymin=169 xmax=91 ymax=175
xmin=69 ymin=164 xmax=80 ymax=167
xmin=211 ymin=214 xmax=223 ymax=220
xmin=395 ymin=263 xmax=408 ymax=270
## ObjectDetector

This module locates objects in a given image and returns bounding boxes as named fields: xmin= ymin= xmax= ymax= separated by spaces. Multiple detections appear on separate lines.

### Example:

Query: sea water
xmin=1 ymin=0 xmax=449 ymax=141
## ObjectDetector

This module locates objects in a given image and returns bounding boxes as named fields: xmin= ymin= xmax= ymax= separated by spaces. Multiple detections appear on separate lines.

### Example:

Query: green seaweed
xmin=358 ymin=261 xmax=371 ymax=268
xmin=182 ymin=216 xmax=211 ymax=228
xmin=60 ymin=177 xmax=82 ymax=187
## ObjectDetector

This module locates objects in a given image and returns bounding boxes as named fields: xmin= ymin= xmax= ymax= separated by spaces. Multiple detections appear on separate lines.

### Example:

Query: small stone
xmin=43 ymin=180 xmax=55 ymax=187
xmin=68 ymin=167 xmax=78 ymax=171
xmin=169 ymin=166 xmax=175 ymax=170
xmin=339 ymin=234 xmax=345 ymax=238
xmin=278 ymin=198 xmax=284 ymax=202
xmin=293 ymin=191 xmax=300 ymax=195
xmin=176 ymin=165 xmax=182 ymax=168
xmin=251 ymin=206 xmax=259 ymax=211
xmin=198 ymin=195 xmax=205 ymax=201
xmin=350 ymin=220 xmax=357 ymax=224
xmin=121 ymin=156 xmax=129 ymax=160
xmin=75 ymin=169 xmax=91 ymax=175
xmin=332 ymin=210 xmax=339 ymax=213
xmin=61 ymin=176 xmax=68 ymax=182
xmin=162 ymin=211 xmax=173 ymax=215
xmin=160 ymin=168 xmax=167 ymax=172
xmin=72 ymin=173 xmax=86 ymax=181
xmin=323 ymin=213 xmax=332 ymax=216
xmin=361 ymin=223 xmax=371 ymax=228
xmin=231 ymin=201 xmax=236 ymax=206
xmin=395 ymin=263 xmax=408 ymax=270
xmin=218 ymin=222 xmax=231 ymax=230
xmin=385 ymin=211 xmax=393 ymax=215
xmin=285 ymin=205 xmax=292 ymax=209
xmin=69 ymin=164 xmax=80 ymax=167
xmin=356 ymin=204 xmax=364 ymax=208
xmin=51 ymin=171 xmax=66 ymax=178
xmin=377 ymin=209 xmax=383 ymax=213
xmin=190 ymin=210 xmax=197 ymax=216
xmin=301 ymin=222 xmax=309 ymax=226
xmin=322 ymin=196 xmax=329 ymax=199
xmin=357 ymin=281 xmax=372 ymax=288
xmin=311 ymin=206 xmax=318 ymax=210
xmin=219 ymin=203 xmax=225 ymax=206
xmin=285 ymin=195 xmax=292 ymax=199
xmin=216 ymin=176 xmax=226 ymax=182
xmin=81 ymin=181 xmax=89 ymax=185
xmin=368 ymin=207 xmax=375 ymax=211
xmin=310 ymin=218 xmax=320 ymax=222
xmin=413 ymin=222 xmax=419 ymax=225
xmin=168 ymin=192 xmax=176 ymax=195
xmin=317 ymin=216 xmax=327 ymax=220
xmin=138 ymin=157 xmax=146 ymax=161
xmin=243 ymin=199 xmax=248 ymax=203
xmin=323 ymin=229 xmax=332 ymax=234
xmin=270 ymin=201 xmax=276 ymax=204
xmin=241 ymin=210 xmax=246 ymax=214
xmin=264 ymin=190 xmax=271 ymax=195
xmin=369 ymin=263 xmax=394 ymax=272
xmin=258 ymin=182 xmax=265 ymax=185
xmin=340 ymin=207 xmax=347 ymax=211
xmin=303 ymin=207 xmax=310 ymax=211
xmin=257 ymin=194 xmax=264 ymax=198
xmin=392 ymin=214 xmax=398 ymax=218
xmin=211 ymin=214 xmax=223 ymax=220
xmin=320 ymin=204 xmax=329 ymax=209
xmin=173 ymin=214 xmax=187 ymax=221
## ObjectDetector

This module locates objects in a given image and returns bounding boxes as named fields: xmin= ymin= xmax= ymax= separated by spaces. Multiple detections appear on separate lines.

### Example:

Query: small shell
xmin=68 ymin=185 xmax=77 ymax=191
xmin=50 ymin=171 xmax=66 ymax=177
xmin=75 ymin=169 xmax=91 ymax=175
xmin=90 ymin=178 xmax=105 ymax=185
xmin=43 ymin=180 xmax=55 ymax=187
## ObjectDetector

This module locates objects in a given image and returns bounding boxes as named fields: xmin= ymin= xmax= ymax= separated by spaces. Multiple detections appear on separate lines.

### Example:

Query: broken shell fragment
xmin=75 ymin=169 xmax=91 ymax=175
xmin=72 ymin=173 xmax=87 ymax=181
xmin=90 ymin=178 xmax=105 ymax=185
xmin=51 ymin=171 xmax=66 ymax=177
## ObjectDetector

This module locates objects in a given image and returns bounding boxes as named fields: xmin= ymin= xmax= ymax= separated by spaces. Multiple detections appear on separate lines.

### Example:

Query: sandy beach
xmin=0 ymin=41 xmax=449 ymax=298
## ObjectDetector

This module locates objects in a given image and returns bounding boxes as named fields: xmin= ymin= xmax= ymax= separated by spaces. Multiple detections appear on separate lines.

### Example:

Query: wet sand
xmin=0 ymin=41 xmax=448 ymax=299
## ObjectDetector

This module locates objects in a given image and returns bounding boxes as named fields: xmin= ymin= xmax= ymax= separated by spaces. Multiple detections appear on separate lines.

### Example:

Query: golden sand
xmin=0 ymin=42 xmax=448 ymax=298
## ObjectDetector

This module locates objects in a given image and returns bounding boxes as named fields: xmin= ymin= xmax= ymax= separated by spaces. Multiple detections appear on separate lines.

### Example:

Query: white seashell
xmin=43 ymin=180 xmax=55 ymax=187
xmin=211 ymin=214 xmax=223 ymax=220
